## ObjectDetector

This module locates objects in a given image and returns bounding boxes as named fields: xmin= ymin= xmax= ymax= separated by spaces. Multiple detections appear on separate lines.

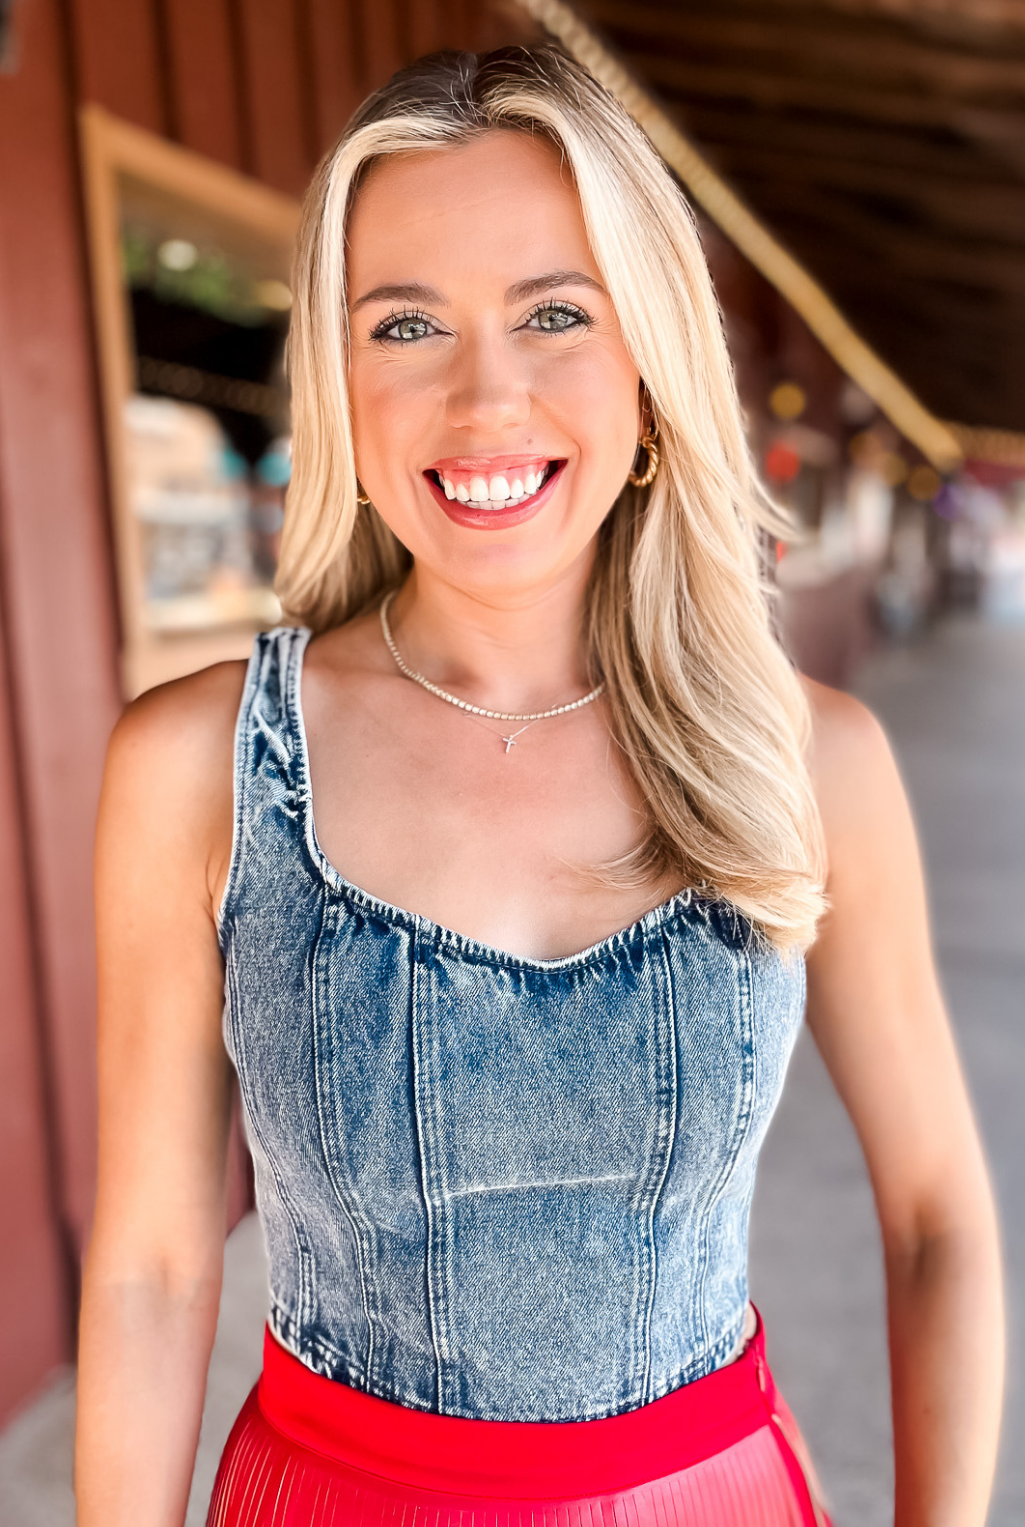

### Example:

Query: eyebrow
xmin=505 ymin=270 xmax=607 ymax=303
xmin=350 ymin=282 xmax=445 ymax=313
xmin=349 ymin=270 xmax=607 ymax=312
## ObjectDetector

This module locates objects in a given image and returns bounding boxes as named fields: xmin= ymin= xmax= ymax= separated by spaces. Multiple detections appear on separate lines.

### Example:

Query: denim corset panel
xmin=218 ymin=627 xmax=807 ymax=1423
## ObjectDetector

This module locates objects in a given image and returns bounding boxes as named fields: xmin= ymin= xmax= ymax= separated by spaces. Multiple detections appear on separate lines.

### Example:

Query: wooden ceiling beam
xmin=677 ymin=102 xmax=1001 ymax=181
xmin=953 ymin=107 xmax=1025 ymax=176
xmin=583 ymin=1 xmax=1025 ymax=95
xmin=732 ymin=223 xmax=1024 ymax=321
xmin=639 ymin=53 xmax=1025 ymax=132
xmin=736 ymin=0 xmax=1025 ymax=39
xmin=761 ymin=216 xmax=1025 ymax=301
xmin=743 ymin=183 xmax=1025 ymax=295
xmin=710 ymin=145 xmax=1025 ymax=242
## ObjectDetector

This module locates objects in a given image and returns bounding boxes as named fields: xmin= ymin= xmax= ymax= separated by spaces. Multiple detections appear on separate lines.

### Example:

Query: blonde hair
xmin=278 ymin=45 xmax=826 ymax=951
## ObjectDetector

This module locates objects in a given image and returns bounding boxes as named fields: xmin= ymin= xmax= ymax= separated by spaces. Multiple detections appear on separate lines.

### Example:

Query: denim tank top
xmin=218 ymin=626 xmax=807 ymax=1423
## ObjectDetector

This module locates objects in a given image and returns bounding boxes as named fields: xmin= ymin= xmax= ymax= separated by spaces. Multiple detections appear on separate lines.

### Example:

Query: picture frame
xmin=79 ymin=103 xmax=301 ymax=697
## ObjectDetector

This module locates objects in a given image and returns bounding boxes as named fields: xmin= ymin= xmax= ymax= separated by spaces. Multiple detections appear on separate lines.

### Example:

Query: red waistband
xmin=257 ymin=1312 xmax=778 ymax=1498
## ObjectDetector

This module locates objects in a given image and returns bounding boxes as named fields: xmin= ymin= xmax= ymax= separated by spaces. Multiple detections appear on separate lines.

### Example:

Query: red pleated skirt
xmin=207 ymin=1310 xmax=832 ymax=1527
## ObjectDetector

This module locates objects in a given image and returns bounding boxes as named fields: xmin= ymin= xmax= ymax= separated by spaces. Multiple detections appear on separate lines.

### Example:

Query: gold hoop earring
xmin=627 ymin=424 xmax=660 ymax=488
xmin=356 ymin=482 xmax=371 ymax=506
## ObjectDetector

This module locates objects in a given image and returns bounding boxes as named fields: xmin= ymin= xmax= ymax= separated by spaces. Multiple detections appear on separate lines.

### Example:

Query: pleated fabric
xmin=206 ymin=1320 xmax=832 ymax=1527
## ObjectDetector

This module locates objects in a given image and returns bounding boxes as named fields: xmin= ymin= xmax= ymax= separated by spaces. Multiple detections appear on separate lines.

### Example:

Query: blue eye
xmin=525 ymin=302 xmax=592 ymax=333
xmin=370 ymin=310 xmax=434 ymax=343
xmin=368 ymin=301 xmax=593 ymax=343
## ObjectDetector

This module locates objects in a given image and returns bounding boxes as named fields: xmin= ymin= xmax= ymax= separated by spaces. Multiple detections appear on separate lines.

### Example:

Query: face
xmin=345 ymin=130 xmax=644 ymax=603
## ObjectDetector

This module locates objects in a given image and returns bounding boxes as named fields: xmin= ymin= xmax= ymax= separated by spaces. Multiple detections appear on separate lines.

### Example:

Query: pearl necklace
xmin=379 ymin=590 xmax=605 ymax=753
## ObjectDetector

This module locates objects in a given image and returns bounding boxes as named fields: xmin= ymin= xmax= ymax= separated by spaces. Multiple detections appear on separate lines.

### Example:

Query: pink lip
xmin=427 ymin=453 xmax=555 ymax=474
xmin=424 ymin=460 xmax=567 ymax=530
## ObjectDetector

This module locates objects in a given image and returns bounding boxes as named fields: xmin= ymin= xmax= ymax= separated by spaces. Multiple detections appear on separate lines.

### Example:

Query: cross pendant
xmin=501 ymin=734 xmax=518 ymax=754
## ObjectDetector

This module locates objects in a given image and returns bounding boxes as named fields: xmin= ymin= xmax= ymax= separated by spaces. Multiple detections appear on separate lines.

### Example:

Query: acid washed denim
xmin=218 ymin=627 xmax=807 ymax=1422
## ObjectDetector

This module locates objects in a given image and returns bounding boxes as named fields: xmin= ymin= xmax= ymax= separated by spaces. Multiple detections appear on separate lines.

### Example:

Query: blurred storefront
xmin=3 ymin=0 xmax=1025 ymax=1426
xmin=539 ymin=0 xmax=1025 ymax=649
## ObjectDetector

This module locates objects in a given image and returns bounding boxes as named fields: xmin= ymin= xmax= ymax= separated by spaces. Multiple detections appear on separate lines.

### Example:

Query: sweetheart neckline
xmin=285 ymin=625 xmax=705 ymax=972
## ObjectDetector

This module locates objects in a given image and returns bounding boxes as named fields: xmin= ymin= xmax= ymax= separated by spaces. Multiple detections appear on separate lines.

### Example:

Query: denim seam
xmin=270 ymin=1304 xmax=334 ymax=1359
xmin=409 ymin=916 xmax=447 ymax=1408
xmin=730 ymin=948 xmax=758 ymax=1337
xmin=269 ymin=1306 xmax=360 ymax=1384
xmin=225 ymin=629 xmax=320 ymax=1335
xmin=215 ymin=631 xmax=265 ymax=952
xmin=224 ymin=946 xmax=313 ymax=1334
xmin=278 ymin=622 xmax=320 ymax=881
xmin=694 ymin=943 xmax=757 ymax=1354
xmin=635 ymin=916 xmax=679 ymax=1405
xmin=310 ymin=889 xmax=380 ymax=1389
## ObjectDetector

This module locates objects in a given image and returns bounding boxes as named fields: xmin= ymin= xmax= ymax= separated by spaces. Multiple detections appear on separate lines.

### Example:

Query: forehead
xmin=345 ymin=130 xmax=601 ymax=296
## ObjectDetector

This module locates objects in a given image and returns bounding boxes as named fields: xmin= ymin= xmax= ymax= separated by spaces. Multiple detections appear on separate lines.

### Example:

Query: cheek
xmin=349 ymin=361 xmax=431 ymax=469
xmin=536 ymin=349 xmax=640 ymax=466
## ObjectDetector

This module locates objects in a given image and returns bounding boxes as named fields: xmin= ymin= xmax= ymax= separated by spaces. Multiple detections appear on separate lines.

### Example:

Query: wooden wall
xmin=65 ymin=0 xmax=522 ymax=196
xmin=0 ymin=0 xmax=124 ymax=1427
xmin=0 ymin=0 xmax=530 ymax=1426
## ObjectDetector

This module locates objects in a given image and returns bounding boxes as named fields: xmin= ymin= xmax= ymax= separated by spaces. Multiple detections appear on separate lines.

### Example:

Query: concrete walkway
xmin=1 ymin=613 xmax=1021 ymax=1526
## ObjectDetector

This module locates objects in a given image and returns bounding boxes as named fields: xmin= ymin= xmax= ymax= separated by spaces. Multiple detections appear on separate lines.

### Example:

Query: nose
xmin=443 ymin=332 xmax=531 ymax=435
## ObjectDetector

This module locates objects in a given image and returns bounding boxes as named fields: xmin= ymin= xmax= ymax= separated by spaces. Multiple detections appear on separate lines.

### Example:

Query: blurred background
xmin=0 ymin=0 xmax=1021 ymax=1522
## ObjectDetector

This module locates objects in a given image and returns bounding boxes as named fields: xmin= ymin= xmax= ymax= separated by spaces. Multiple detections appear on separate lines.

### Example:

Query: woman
xmin=75 ymin=46 xmax=1003 ymax=1527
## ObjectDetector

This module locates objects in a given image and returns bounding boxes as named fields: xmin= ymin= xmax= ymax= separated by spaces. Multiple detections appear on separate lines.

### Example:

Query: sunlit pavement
xmin=1 ymin=613 xmax=1022 ymax=1527
xmin=751 ymin=613 xmax=1025 ymax=1526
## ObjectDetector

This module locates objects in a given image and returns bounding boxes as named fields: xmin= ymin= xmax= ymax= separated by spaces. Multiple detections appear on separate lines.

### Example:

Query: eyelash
xmin=523 ymin=300 xmax=594 ymax=334
xmin=368 ymin=300 xmax=595 ymax=344
xmin=368 ymin=307 xmax=433 ymax=343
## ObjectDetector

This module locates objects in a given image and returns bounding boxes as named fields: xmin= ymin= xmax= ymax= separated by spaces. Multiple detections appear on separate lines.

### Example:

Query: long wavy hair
xmin=277 ymin=44 xmax=826 ymax=952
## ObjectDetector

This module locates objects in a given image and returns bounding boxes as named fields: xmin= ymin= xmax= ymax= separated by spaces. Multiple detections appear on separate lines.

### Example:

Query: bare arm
xmin=75 ymin=661 xmax=246 ymax=1527
xmin=804 ymin=683 xmax=1004 ymax=1527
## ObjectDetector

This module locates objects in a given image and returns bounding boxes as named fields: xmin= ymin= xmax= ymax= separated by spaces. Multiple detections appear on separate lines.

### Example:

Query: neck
xmin=385 ymin=560 xmax=597 ymax=715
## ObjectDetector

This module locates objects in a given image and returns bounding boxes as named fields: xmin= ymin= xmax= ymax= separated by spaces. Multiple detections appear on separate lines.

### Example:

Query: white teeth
xmin=435 ymin=463 xmax=554 ymax=509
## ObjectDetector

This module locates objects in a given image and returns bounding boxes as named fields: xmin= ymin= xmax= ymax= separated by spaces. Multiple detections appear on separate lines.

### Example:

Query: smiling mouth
xmin=424 ymin=460 xmax=562 ymax=512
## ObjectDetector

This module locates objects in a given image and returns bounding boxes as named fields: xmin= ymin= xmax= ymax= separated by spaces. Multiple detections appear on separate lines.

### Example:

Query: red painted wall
xmin=0 ymin=0 xmax=122 ymax=1422
xmin=0 ymin=592 xmax=71 ymax=1420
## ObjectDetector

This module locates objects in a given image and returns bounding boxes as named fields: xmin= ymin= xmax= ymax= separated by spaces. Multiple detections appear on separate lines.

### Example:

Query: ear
xmin=638 ymin=383 xmax=653 ymax=439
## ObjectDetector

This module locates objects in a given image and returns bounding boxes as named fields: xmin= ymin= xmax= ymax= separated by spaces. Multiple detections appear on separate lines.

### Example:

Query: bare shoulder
xmin=802 ymin=672 xmax=888 ymax=768
xmin=800 ymin=674 xmax=914 ymax=872
xmin=802 ymin=672 xmax=896 ymax=794
xmin=106 ymin=659 xmax=247 ymax=792
xmin=99 ymin=660 xmax=249 ymax=899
